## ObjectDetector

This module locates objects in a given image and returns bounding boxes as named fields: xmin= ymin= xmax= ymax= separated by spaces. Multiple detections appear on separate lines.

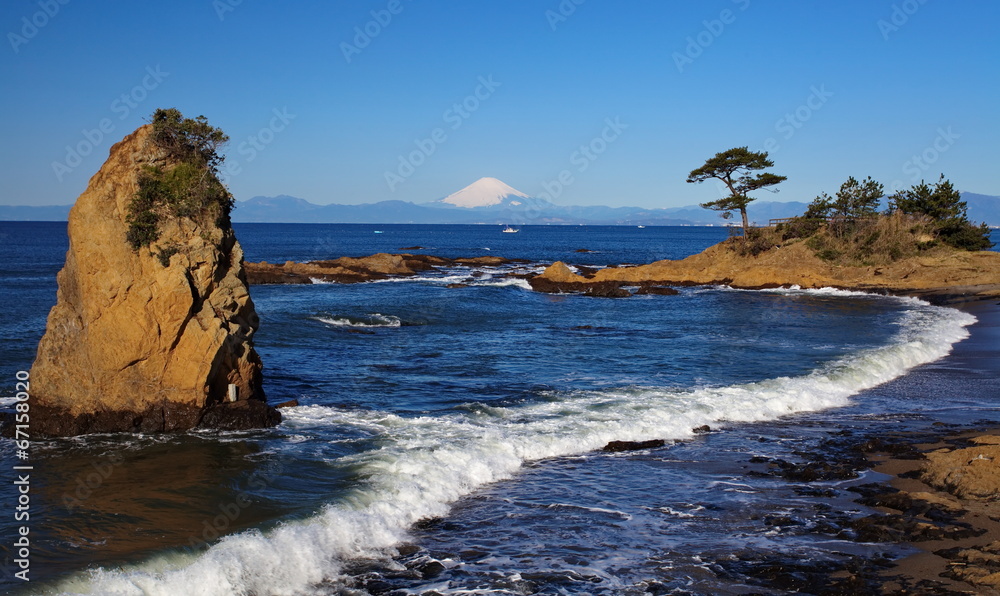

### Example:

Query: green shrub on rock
xmin=126 ymin=109 xmax=234 ymax=255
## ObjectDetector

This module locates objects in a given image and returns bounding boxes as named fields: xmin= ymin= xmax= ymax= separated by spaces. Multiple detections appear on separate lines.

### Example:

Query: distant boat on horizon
xmin=502 ymin=225 xmax=519 ymax=233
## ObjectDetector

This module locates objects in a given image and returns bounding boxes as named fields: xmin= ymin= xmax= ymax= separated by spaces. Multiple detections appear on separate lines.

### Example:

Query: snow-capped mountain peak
xmin=439 ymin=177 xmax=529 ymax=208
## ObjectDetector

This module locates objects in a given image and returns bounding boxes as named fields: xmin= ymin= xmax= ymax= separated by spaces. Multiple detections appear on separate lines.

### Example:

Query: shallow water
xmin=0 ymin=222 xmax=996 ymax=595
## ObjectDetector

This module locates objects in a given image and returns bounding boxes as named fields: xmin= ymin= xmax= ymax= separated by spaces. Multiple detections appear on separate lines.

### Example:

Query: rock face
xmin=29 ymin=125 xmax=279 ymax=436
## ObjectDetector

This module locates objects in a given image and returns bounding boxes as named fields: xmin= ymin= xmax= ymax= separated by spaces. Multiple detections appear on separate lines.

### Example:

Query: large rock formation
xmin=29 ymin=124 xmax=279 ymax=436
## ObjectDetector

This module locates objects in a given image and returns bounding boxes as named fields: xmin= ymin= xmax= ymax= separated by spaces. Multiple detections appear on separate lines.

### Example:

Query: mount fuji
xmin=430 ymin=177 xmax=532 ymax=209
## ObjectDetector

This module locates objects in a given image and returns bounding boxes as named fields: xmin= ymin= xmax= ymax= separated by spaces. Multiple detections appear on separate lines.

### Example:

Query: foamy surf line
xmin=312 ymin=314 xmax=401 ymax=328
xmin=54 ymin=299 xmax=976 ymax=596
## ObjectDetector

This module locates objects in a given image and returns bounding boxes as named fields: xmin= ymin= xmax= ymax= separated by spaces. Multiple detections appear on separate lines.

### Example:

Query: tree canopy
xmin=805 ymin=176 xmax=884 ymax=221
xmin=889 ymin=175 xmax=992 ymax=251
xmin=687 ymin=146 xmax=786 ymax=233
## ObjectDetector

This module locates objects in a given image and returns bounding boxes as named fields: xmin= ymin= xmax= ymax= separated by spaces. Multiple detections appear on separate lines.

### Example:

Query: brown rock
xmin=28 ymin=124 xmax=278 ymax=436
xmin=922 ymin=444 xmax=1000 ymax=499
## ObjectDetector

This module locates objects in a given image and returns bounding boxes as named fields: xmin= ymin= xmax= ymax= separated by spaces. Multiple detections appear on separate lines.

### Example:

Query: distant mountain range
xmin=4 ymin=178 xmax=999 ymax=227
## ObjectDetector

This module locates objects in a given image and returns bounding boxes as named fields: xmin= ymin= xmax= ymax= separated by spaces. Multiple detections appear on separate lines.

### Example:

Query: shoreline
xmin=874 ymin=300 xmax=1000 ymax=593
xmin=756 ymin=299 xmax=1000 ymax=594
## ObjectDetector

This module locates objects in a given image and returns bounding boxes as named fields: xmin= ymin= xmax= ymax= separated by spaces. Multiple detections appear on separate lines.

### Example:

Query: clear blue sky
xmin=2 ymin=0 xmax=997 ymax=209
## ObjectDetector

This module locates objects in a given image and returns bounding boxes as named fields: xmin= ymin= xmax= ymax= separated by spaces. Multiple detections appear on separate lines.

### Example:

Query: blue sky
xmin=2 ymin=0 xmax=997 ymax=209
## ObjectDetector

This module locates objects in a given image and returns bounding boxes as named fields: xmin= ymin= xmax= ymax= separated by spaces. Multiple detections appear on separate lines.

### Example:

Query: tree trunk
xmin=740 ymin=208 xmax=750 ymax=235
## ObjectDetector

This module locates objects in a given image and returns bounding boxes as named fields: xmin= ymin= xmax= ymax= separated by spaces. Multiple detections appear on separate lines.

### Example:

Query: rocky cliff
xmin=29 ymin=124 xmax=279 ymax=436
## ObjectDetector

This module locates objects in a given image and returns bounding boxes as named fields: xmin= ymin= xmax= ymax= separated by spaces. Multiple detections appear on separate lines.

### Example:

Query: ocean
xmin=1 ymin=222 xmax=998 ymax=595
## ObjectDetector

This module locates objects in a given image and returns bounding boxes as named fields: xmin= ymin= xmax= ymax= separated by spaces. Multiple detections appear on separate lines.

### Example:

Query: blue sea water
xmin=0 ymin=222 xmax=996 ymax=595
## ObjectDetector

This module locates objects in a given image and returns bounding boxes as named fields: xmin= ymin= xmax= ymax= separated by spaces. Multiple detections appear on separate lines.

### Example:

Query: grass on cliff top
xmin=729 ymin=212 xmax=965 ymax=267
xmin=125 ymin=108 xmax=234 ymax=261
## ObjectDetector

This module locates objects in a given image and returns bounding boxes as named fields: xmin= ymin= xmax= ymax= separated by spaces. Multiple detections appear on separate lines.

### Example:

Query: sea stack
xmin=29 ymin=114 xmax=279 ymax=436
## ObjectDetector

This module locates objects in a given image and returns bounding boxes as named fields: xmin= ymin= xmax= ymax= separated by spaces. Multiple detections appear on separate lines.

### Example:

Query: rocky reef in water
xmin=26 ymin=121 xmax=279 ymax=436
xmin=245 ymin=254 xmax=523 ymax=284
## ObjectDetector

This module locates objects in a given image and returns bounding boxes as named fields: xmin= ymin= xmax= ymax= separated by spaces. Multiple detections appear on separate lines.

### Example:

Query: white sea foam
xmin=56 ymin=299 xmax=976 ymax=595
xmin=313 ymin=313 xmax=402 ymax=328
xmin=469 ymin=278 xmax=532 ymax=290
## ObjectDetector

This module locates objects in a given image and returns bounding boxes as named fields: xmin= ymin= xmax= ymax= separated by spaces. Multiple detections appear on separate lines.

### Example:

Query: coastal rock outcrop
xmin=28 ymin=123 xmax=279 ymax=436
xmin=529 ymin=240 xmax=1000 ymax=303
xmin=245 ymin=254 xmax=524 ymax=285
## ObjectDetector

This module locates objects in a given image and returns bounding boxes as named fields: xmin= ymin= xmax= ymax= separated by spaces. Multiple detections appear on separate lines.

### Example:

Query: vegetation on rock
xmin=125 ymin=108 xmax=234 ymax=261
xmin=767 ymin=175 xmax=993 ymax=266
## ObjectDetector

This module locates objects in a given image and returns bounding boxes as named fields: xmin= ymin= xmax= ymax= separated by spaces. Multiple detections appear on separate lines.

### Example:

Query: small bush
xmin=156 ymin=246 xmax=180 ymax=267
xmin=727 ymin=227 xmax=780 ymax=257
xmin=779 ymin=217 xmax=824 ymax=240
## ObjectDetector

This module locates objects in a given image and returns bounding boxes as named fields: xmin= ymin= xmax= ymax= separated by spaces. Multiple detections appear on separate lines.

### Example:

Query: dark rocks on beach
xmin=602 ymin=439 xmax=666 ymax=452
xmin=692 ymin=425 xmax=711 ymax=434
xmin=274 ymin=399 xmax=300 ymax=409
xmin=446 ymin=283 xmax=470 ymax=289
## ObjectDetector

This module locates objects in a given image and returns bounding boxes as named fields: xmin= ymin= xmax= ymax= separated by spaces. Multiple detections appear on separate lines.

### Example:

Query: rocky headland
xmin=25 ymin=117 xmax=279 ymax=436
xmin=529 ymin=239 xmax=1000 ymax=304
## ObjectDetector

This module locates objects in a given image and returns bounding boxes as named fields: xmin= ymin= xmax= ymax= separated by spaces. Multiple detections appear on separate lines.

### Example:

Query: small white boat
xmin=637 ymin=225 xmax=645 ymax=229
xmin=502 ymin=226 xmax=519 ymax=233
